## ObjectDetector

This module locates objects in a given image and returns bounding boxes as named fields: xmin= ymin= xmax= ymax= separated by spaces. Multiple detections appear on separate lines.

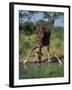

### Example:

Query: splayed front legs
xmin=23 ymin=44 xmax=62 ymax=65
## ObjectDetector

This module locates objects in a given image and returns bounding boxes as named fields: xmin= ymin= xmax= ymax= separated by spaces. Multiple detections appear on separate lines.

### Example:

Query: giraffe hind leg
xmin=47 ymin=45 xmax=51 ymax=63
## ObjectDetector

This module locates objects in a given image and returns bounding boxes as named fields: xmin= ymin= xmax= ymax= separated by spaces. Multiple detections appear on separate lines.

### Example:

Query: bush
xmin=19 ymin=22 xmax=36 ymax=35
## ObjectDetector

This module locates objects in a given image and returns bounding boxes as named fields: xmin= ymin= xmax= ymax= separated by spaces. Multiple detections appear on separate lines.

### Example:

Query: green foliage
xmin=36 ymin=20 xmax=52 ymax=29
xmin=50 ymin=27 xmax=64 ymax=56
xmin=19 ymin=22 xmax=36 ymax=35
xmin=19 ymin=33 xmax=37 ymax=59
xmin=19 ymin=20 xmax=53 ymax=35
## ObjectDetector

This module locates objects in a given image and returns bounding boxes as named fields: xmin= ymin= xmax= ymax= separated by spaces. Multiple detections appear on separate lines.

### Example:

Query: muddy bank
xmin=20 ymin=55 xmax=64 ymax=64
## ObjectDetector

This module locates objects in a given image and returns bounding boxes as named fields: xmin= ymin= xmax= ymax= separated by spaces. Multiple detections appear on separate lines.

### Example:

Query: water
xmin=19 ymin=60 xmax=64 ymax=79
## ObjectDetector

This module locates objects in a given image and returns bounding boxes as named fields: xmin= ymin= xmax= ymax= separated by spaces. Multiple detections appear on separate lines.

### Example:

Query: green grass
xmin=19 ymin=33 xmax=37 ymax=60
xmin=19 ymin=62 xmax=64 ymax=79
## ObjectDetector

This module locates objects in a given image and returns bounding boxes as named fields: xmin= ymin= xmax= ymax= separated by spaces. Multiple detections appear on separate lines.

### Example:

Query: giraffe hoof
xmin=59 ymin=62 xmax=62 ymax=65
xmin=48 ymin=59 xmax=51 ymax=63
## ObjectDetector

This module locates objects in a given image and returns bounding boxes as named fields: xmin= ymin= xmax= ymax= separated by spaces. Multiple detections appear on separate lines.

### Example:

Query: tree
xmin=43 ymin=12 xmax=64 ymax=26
xmin=19 ymin=11 xmax=38 ymax=22
xmin=23 ymin=22 xmax=35 ymax=35
xmin=19 ymin=11 xmax=39 ymax=32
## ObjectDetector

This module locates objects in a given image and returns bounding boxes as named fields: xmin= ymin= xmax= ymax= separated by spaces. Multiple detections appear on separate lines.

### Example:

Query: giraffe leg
xmin=34 ymin=53 xmax=38 ymax=62
xmin=38 ymin=47 xmax=42 ymax=64
xmin=37 ymin=47 xmax=42 ymax=67
xmin=50 ymin=44 xmax=62 ymax=64
xmin=23 ymin=46 xmax=37 ymax=64
xmin=54 ymin=55 xmax=62 ymax=65
xmin=34 ymin=48 xmax=40 ymax=61
xmin=47 ymin=45 xmax=50 ymax=62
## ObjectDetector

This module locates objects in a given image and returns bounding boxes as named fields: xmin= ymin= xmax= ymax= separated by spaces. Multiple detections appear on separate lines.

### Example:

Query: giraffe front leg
xmin=50 ymin=44 xmax=62 ymax=65
xmin=38 ymin=47 xmax=42 ymax=64
xmin=54 ymin=55 xmax=62 ymax=65
xmin=34 ymin=48 xmax=40 ymax=62
xmin=37 ymin=47 xmax=42 ymax=67
xmin=34 ymin=54 xmax=38 ymax=62
xmin=23 ymin=46 xmax=37 ymax=64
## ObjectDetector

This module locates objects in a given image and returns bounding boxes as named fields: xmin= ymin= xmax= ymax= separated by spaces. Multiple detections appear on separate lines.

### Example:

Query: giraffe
xmin=23 ymin=26 xmax=62 ymax=65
